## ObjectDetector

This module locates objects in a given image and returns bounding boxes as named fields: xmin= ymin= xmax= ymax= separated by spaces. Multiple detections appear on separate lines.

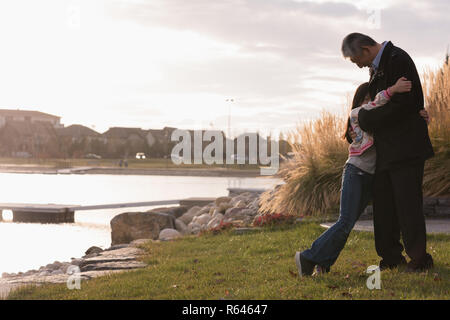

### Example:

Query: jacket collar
xmin=369 ymin=41 xmax=394 ymax=85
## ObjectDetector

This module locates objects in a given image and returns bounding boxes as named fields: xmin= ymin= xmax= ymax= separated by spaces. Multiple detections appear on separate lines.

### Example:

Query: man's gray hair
xmin=341 ymin=33 xmax=377 ymax=57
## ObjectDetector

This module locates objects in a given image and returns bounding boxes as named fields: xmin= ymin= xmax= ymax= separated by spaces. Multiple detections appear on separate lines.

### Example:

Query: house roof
xmin=0 ymin=109 xmax=60 ymax=119
xmin=56 ymin=124 xmax=100 ymax=137
xmin=102 ymin=127 xmax=147 ymax=139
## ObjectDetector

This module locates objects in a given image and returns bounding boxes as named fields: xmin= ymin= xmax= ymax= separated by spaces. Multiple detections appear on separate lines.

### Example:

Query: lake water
xmin=0 ymin=172 xmax=282 ymax=275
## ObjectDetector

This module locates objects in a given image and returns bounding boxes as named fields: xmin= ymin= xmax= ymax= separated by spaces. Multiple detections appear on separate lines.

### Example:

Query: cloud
xmin=0 ymin=0 xmax=447 ymax=138
xmin=100 ymin=0 xmax=448 ymax=137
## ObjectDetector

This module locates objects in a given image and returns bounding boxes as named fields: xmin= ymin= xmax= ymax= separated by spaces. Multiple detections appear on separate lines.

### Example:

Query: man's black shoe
xmin=295 ymin=252 xmax=315 ymax=277
xmin=406 ymin=253 xmax=434 ymax=273
xmin=379 ymin=255 xmax=407 ymax=271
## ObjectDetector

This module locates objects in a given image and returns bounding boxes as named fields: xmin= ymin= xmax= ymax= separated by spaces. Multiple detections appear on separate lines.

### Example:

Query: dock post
xmin=12 ymin=210 xmax=75 ymax=223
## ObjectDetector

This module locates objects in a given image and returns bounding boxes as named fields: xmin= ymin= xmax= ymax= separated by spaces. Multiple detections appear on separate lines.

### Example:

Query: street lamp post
xmin=225 ymin=98 xmax=235 ymax=167
xmin=225 ymin=98 xmax=234 ymax=140
xmin=165 ymin=131 xmax=169 ymax=169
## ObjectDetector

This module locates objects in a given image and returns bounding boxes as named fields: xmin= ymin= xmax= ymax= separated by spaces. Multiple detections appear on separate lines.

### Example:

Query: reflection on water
xmin=0 ymin=173 xmax=282 ymax=274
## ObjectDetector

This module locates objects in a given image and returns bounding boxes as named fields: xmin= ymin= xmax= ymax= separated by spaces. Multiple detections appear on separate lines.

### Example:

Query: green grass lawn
xmin=8 ymin=221 xmax=449 ymax=300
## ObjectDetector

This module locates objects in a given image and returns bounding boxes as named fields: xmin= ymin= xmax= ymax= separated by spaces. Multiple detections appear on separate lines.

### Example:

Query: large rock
xmin=110 ymin=211 xmax=175 ymax=245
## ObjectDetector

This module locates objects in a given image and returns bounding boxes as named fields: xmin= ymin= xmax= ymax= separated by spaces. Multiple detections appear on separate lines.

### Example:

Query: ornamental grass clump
xmin=260 ymin=54 xmax=450 ymax=217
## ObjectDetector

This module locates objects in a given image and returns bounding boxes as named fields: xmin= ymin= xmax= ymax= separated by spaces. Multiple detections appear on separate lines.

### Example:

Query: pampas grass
xmin=259 ymin=111 xmax=348 ymax=216
xmin=422 ymin=57 xmax=450 ymax=197
xmin=260 ymin=57 xmax=450 ymax=216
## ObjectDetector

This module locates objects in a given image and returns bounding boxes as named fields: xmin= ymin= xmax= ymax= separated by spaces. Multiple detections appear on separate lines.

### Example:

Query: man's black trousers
xmin=372 ymin=160 xmax=427 ymax=263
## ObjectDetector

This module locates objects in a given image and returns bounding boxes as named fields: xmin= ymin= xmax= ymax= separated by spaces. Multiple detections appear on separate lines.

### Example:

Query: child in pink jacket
xmin=348 ymin=77 xmax=412 ymax=156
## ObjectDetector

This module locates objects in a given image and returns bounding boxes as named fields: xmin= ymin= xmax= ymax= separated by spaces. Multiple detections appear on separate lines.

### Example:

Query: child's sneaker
xmin=295 ymin=252 xmax=315 ymax=277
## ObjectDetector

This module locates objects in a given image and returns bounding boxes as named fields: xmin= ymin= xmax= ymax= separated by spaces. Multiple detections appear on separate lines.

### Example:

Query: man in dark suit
xmin=341 ymin=33 xmax=435 ymax=271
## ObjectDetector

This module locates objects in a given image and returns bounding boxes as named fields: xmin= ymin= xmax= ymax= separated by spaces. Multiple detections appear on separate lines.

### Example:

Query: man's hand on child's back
xmin=419 ymin=109 xmax=430 ymax=125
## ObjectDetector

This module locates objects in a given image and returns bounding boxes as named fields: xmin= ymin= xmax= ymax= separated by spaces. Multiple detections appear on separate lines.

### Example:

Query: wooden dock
xmin=0 ymin=187 xmax=271 ymax=224
xmin=0 ymin=203 xmax=78 ymax=223
xmin=0 ymin=198 xmax=213 ymax=223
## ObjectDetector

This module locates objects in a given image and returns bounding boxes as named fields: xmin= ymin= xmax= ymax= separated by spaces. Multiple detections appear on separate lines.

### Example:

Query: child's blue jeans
xmin=301 ymin=163 xmax=374 ymax=268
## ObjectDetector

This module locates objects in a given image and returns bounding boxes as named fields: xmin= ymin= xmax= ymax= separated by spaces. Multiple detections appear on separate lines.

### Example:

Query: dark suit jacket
xmin=355 ymin=41 xmax=434 ymax=172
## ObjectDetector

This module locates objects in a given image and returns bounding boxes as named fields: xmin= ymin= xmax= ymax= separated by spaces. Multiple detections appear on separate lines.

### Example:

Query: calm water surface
xmin=0 ymin=173 xmax=282 ymax=275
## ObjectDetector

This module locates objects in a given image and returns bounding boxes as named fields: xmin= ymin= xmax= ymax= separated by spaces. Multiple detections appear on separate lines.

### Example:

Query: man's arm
xmin=358 ymin=54 xmax=422 ymax=132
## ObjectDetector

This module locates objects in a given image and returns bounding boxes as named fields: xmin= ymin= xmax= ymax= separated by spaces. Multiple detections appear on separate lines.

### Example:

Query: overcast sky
xmin=0 ymin=0 xmax=448 ymax=138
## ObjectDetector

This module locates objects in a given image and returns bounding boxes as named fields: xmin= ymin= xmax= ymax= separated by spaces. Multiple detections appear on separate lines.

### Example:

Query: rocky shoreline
xmin=0 ymin=241 xmax=149 ymax=299
xmin=110 ymin=189 xmax=271 ymax=244
xmin=0 ymin=188 xmax=275 ymax=299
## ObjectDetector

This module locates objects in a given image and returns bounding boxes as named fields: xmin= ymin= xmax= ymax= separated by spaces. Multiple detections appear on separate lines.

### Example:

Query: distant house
xmin=146 ymin=129 xmax=165 ymax=147
xmin=56 ymin=124 xmax=103 ymax=143
xmin=102 ymin=127 xmax=149 ymax=157
xmin=0 ymin=120 xmax=60 ymax=157
xmin=0 ymin=109 xmax=63 ymax=129
xmin=102 ymin=127 xmax=148 ymax=142
xmin=146 ymin=126 xmax=178 ymax=146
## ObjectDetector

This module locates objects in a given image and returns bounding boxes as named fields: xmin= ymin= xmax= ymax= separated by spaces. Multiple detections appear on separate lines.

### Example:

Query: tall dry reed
xmin=422 ymin=58 xmax=450 ymax=196
xmin=260 ymin=57 xmax=450 ymax=216
xmin=259 ymin=111 xmax=349 ymax=216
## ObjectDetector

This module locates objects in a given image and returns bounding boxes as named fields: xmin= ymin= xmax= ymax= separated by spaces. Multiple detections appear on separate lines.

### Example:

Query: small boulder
xmin=235 ymin=200 xmax=247 ymax=208
xmin=212 ymin=212 xmax=224 ymax=220
xmin=207 ymin=216 xmax=223 ymax=229
xmin=193 ymin=213 xmax=212 ymax=225
xmin=85 ymin=246 xmax=103 ymax=256
xmin=159 ymin=228 xmax=182 ymax=241
xmin=224 ymin=207 xmax=247 ymax=221
xmin=178 ymin=206 xmax=203 ymax=225
xmin=187 ymin=222 xmax=202 ymax=234
xmin=215 ymin=196 xmax=232 ymax=207
xmin=175 ymin=219 xmax=188 ymax=234
xmin=218 ymin=202 xmax=233 ymax=213
xmin=198 ymin=206 xmax=212 ymax=215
